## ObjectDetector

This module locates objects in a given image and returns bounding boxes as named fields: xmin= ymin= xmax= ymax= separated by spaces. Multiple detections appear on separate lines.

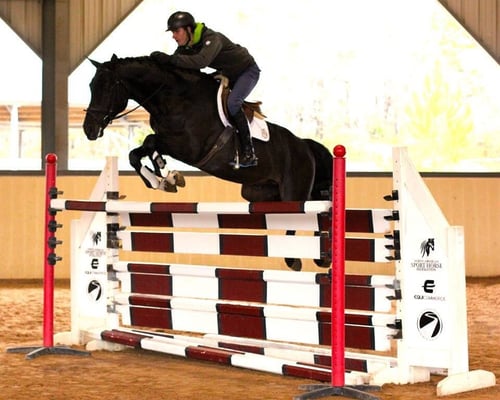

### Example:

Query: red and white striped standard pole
xmin=43 ymin=153 xmax=58 ymax=347
xmin=331 ymin=144 xmax=347 ymax=387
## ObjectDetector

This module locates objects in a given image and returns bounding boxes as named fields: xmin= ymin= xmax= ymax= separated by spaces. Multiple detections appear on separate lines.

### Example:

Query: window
xmin=0 ymin=19 xmax=42 ymax=170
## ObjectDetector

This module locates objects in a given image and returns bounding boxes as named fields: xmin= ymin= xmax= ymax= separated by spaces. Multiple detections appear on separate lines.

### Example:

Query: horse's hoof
xmin=159 ymin=179 xmax=177 ymax=193
xmin=285 ymin=258 xmax=302 ymax=271
xmin=172 ymin=171 xmax=186 ymax=187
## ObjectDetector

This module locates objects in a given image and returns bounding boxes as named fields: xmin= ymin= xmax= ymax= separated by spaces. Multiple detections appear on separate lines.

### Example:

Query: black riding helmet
xmin=167 ymin=11 xmax=195 ymax=31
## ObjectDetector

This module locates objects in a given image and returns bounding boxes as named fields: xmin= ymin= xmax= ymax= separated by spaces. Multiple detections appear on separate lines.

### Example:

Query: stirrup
xmin=230 ymin=151 xmax=258 ymax=169
xmin=239 ymin=153 xmax=258 ymax=168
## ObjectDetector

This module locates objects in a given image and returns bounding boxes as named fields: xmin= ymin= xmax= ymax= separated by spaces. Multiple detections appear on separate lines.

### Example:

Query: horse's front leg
xmin=128 ymin=134 xmax=186 ymax=192
xmin=147 ymin=148 xmax=186 ymax=192
xmin=129 ymin=143 xmax=158 ymax=189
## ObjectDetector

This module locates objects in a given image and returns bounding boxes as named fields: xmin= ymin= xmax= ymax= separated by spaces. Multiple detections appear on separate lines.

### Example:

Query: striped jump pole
xmin=7 ymin=154 xmax=89 ymax=359
xmin=295 ymin=146 xmax=380 ymax=399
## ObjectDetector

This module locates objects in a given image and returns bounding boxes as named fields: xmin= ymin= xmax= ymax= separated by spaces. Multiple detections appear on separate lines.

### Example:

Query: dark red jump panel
xmin=346 ymin=209 xmax=377 ymax=233
xmin=128 ymin=305 xmax=173 ymax=330
xmin=127 ymin=213 xmax=174 ymax=227
xmin=219 ymin=234 xmax=268 ymax=256
xmin=282 ymin=364 xmax=330 ymax=382
xmin=345 ymin=238 xmax=376 ymax=262
xmin=319 ymin=321 xmax=377 ymax=350
xmin=125 ymin=263 xmax=171 ymax=274
xmin=149 ymin=202 xmax=198 ymax=213
xmin=100 ymin=329 xmax=150 ymax=348
xmin=63 ymin=200 xmax=107 ymax=212
xmin=217 ymin=304 xmax=267 ymax=340
xmin=185 ymin=346 xmax=237 ymax=364
xmin=217 ymin=274 xmax=267 ymax=303
xmin=130 ymin=274 xmax=172 ymax=296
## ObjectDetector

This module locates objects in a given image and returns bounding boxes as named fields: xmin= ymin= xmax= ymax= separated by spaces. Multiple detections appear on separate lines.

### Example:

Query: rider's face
xmin=171 ymin=27 xmax=190 ymax=46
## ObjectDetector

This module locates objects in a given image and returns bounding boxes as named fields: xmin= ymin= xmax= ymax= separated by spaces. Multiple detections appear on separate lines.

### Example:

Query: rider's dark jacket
xmin=169 ymin=23 xmax=256 ymax=82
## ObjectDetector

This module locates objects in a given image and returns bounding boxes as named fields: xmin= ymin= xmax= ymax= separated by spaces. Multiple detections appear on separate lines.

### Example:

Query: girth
xmin=194 ymin=126 xmax=234 ymax=169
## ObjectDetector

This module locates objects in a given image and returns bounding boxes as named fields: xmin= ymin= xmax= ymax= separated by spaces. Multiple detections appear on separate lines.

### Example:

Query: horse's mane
xmin=107 ymin=54 xmax=208 ymax=84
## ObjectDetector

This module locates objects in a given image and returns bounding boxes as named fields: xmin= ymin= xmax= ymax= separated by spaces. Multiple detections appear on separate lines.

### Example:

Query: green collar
xmin=191 ymin=22 xmax=204 ymax=46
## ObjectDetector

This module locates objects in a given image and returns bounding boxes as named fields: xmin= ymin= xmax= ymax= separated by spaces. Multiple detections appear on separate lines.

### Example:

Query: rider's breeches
xmin=227 ymin=63 xmax=261 ymax=116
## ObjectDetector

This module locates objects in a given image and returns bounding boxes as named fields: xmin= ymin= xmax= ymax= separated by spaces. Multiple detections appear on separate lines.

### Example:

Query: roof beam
xmin=41 ymin=0 xmax=69 ymax=169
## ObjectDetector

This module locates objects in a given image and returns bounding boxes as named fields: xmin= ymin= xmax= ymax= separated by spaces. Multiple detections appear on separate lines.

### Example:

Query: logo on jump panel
xmin=92 ymin=231 xmax=102 ymax=246
xmin=87 ymin=280 xmax=102 ymax=301
xmin=422 ymin=279 xmax=435 ymax=293
xmin=411 ymin=238 xmax=442 ymax=271
xmin=420 ymin=238 xmax=435 ymax=257
xmin=417 ymin=310 xmax=442 ymax=340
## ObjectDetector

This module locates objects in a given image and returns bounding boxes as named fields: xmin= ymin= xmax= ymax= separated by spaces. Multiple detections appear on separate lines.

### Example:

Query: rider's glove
xmin=150 ymin=51 xmax=171 ymax=65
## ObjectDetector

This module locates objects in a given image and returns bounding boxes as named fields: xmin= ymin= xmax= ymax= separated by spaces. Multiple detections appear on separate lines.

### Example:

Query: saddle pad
xmin=217 ymin=79 xmax=270 ymax=142
xmin=249 ymin=116 xmax=270 ymax=141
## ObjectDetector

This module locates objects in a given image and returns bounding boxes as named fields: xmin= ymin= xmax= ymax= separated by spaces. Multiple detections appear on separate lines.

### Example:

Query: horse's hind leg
xmin=241 ymin=184 xmax=302 ymax=270
xmin=280 ymin=158 xmax=316 ymax=270
xmin=284 ymin=230 xmax=303 ymax=271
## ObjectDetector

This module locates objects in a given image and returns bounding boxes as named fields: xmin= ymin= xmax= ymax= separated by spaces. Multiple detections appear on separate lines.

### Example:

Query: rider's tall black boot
xmin=231 ymin=109 xmax=258 ymax=168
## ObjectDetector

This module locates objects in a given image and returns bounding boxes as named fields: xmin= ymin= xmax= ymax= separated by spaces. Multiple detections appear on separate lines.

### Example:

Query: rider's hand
xmin=150 ymin=51 xmax=171 ymax=65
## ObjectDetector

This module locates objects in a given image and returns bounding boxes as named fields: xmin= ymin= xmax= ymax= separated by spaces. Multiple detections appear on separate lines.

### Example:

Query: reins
xmin=112 ymin=80 xmax=168 ymax=121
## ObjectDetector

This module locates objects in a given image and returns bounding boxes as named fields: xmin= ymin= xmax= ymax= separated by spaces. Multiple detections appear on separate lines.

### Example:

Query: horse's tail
xmin=304 ymin=139 xmax=333 ymax=200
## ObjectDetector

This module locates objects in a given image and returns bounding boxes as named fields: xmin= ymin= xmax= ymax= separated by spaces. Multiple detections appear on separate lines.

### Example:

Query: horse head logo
xmin=420 ymin=238 xmax=435 ymax=257
xmin=92 ymin=231 xmax=102 ymax=246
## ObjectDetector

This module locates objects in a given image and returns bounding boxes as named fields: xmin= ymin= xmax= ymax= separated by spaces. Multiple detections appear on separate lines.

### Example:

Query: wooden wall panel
xmin=425 ymin=176 xmax=500 ymax=277
xmin=0 ymin=174 xmax=497 ymax=280
xmin=479 ymin=0 xmax=497 ymax=49
xmin=439 ymin=0 xmax=500 ymax=63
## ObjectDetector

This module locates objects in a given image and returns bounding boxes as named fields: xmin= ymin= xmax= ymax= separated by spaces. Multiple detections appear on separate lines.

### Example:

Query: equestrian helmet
xmin=167 ymin=11 xmax=195 ymax=31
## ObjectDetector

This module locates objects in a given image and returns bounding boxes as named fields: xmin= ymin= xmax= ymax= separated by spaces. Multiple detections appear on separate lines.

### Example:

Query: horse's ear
xmin=111 ymin=54 xmax=118 ymax=61
xmin=88 ymin=58 xmax=101 ymax=68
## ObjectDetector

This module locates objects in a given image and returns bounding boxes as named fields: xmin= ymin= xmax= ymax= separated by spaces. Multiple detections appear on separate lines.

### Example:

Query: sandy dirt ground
xmin=0 ymin=278 xmax=498 ymax=400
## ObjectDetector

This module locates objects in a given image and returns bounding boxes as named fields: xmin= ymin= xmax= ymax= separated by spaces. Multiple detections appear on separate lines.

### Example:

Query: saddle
xmin=217 ymin=75 xmax=266 ymax=123
xmin=195 ymin=75 xmax=269 ymax=169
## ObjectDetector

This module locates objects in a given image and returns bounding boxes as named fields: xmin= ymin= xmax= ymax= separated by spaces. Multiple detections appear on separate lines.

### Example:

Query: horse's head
xmin=83 ymin=55 xmax=129 ymax=140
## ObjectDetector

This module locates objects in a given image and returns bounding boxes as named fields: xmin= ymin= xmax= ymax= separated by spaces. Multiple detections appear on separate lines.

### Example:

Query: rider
xmin=151 ymin=11 xmax=260 ymax=168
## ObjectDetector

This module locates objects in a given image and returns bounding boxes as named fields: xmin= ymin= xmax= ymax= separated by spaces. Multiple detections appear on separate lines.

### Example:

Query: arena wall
xmin=0 ymin=173 xmax=498 ymax=279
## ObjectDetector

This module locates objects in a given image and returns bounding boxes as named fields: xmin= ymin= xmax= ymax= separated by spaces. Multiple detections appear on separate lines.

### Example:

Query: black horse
xmin=83 ymin=55 xmax=332 ymax=202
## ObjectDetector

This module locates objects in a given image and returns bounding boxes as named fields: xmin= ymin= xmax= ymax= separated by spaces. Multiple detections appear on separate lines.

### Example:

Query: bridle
xmin=84 ymin=78 xmax=128 ymax=131
xmin=84 ymin=66 xmax=167 ymax=133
